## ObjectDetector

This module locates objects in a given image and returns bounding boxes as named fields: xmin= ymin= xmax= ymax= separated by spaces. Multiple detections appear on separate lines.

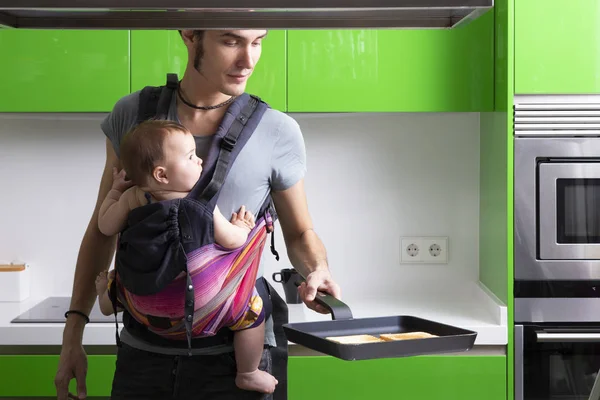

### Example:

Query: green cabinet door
xmin=0 ymin=30 xmax=130 ymax=112
xmin=289 ymin=355 xmax=506 ymax=400
xmin=515 ymin=0 xmax=600 ymax=94
xmin=287 ymin=11 xmax=494 ymax=112
xmin=131 ymin=30 xmax=287 ymax=111
xmin=0 ymin=355 xmax=116 ymax=397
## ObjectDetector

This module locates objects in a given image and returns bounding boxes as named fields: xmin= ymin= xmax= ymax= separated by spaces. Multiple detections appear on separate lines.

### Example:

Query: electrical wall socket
xmin=400 ymin=236 xmax=449 ymax=264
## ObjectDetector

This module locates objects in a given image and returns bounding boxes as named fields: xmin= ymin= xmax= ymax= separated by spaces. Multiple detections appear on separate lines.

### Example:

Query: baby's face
xmin=161 ymin=131 xmax=203 ymax=192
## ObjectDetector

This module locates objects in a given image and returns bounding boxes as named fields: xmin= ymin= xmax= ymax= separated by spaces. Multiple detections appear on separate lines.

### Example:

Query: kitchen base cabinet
xmin=289 ymin=355 xmax=506 ymax=400
xmin=0 ymin=353 xmax=506 ymax=398
xmin=0 ymin=355 xmax=116 ymax=397
xmin=130 ymin=30 xmax=288 ymax=112
xmin=0 ymin=30 xmax=130 ymax=112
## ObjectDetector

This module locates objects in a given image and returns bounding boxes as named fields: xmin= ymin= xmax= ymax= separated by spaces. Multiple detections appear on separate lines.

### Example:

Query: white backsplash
xmin=0 ymin=112 xmax=480 ymax=300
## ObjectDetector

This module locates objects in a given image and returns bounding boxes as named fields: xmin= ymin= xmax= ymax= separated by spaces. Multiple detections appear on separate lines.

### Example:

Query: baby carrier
xmin=109 ymin=73 xmax=280 ymax=354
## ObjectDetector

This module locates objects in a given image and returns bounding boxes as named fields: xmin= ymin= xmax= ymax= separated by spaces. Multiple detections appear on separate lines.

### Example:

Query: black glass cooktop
xmin=11 ymin=296 xmax=122 ymax=323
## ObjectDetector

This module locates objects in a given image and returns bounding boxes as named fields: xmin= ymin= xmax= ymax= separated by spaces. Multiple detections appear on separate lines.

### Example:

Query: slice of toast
xmin=379 ymin=332 xmax=437 ymax=341
xmin=325 ymin=334 xmax=384 ymax=344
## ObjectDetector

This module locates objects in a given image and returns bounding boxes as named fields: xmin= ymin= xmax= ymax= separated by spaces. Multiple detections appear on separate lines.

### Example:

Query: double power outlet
xmin=400 ymin=236 xmax=449 ymax=264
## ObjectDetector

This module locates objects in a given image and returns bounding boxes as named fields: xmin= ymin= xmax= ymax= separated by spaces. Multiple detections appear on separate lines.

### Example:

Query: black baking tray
xmin=282 ymin=292 xmax=477 ymax=361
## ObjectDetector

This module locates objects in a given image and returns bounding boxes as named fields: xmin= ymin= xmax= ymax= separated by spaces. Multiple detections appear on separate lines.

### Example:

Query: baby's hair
xmin=119 ymin=119 xmax=190 ymax=186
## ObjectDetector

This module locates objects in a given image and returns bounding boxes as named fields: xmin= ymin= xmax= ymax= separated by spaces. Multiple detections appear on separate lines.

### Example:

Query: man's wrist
xmin=63 ymin=314 xmax=87 ymax=342
xmin=312 ymin=262 xmax=329 ymax=273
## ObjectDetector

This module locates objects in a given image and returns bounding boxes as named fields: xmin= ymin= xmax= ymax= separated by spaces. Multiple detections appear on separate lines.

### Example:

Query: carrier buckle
xmin=221 ymin=136 xmax=236 ymax=152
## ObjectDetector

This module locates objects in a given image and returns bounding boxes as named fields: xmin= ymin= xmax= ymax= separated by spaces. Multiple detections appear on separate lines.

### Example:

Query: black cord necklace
xmin=177 ymin=83 xmax=236 ymax=110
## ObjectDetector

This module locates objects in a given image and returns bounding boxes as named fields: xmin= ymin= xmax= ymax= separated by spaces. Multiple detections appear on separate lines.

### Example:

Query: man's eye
xmin=224 ymin=41 xmax=237 ymax=47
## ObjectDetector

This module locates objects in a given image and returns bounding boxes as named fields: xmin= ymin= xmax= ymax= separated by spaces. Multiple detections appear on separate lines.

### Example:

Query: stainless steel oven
xmin=516 ymin=323 xmax=600 ymax=400
xmin=514 ymin=279 xmax=600 ymax=400
xmin=514 ymin=95 xmax=600 ymax=400
xmin=514 ymin=94 xmax=600 ymax=280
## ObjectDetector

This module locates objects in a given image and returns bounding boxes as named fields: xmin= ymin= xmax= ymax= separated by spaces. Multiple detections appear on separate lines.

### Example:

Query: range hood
xmin=0 ymin=0 xmax=493 ymax=30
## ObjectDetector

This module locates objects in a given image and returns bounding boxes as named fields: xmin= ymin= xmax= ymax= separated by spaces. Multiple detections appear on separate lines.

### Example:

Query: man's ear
xmin=180 ymin=30 xmax=196 ymax=46
xmin=152 ymin=166 xmax=169 ymax=185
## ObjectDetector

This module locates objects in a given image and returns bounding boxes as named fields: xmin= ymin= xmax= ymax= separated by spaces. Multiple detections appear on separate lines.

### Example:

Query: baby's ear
xmin=152 ymin=166 xmax=169 ymax=184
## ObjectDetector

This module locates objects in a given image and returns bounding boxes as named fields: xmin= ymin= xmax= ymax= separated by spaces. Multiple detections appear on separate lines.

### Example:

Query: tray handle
xmin=314 ymin=291 xmax=353 ymax=321
xmin=295 ymin=280 xmax=353 ymax=320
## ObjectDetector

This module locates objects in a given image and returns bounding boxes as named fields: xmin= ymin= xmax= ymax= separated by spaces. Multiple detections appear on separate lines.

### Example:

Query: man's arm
xmin=56 ymin=138 xmax=121 ymax=400
xmin=271 ymin=179 xmax=326 ymax=277
xmin=272 ymin=179 xmax=341 ymax=313
xmin=64 ymin=139 xmax=119 ymax=336
xmin=67 ymin=138 xmax=121 ymax=329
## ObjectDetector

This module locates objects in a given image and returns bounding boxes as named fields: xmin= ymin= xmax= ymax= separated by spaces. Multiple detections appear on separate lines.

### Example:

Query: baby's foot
xmin=235 ymin=369 xmax=278 ymax=394
xmin=95 ymin=271 xmax=108 ymax=297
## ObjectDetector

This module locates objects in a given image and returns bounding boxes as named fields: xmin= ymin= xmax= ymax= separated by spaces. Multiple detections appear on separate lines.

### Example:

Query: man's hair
xmin=178 ymin=30 xmax=205 ymax=71
xmin=119 ymin=120 xmax=190 ymax=186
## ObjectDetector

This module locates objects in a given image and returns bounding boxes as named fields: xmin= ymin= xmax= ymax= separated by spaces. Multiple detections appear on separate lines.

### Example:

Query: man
xmin=54 ymin=29 xmax=341 ymax=400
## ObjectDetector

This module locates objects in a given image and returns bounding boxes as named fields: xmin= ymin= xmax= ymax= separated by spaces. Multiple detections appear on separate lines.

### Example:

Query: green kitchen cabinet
xmin=289 ymin=355 xmax=506 ymax=400
xmin=0 ymin=355 xmax=116 ymax=397
xmin=0 ymin=30 xmax=130 ymax=112
xmin=515 ymin=0 xmax=600 ymax=94
xmin=130 ymin=30 xmax=287 ymax=111
xmin=0 ymin=353 xmax=506 ymax=398
xmin=286 ymin=11 xmax=494 ymax=113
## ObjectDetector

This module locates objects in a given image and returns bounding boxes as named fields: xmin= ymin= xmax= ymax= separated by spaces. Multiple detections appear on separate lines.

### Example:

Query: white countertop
xmin=0 ymin=280 xmax=507 ymax=347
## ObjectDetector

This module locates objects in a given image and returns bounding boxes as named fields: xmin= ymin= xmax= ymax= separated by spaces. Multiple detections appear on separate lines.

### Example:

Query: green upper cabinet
xmin=130 ymin=30 xmax=287 ymax=111
xmin=287 ymin=11 xmax=494 ymax=113
xmin=515 ymin=0 xmax=600 ymax=94
xmin=0 ymin=30 xmax=130 ymax=112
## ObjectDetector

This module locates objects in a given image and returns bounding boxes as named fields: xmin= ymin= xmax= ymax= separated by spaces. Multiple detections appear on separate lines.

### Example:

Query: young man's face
xmin=184 ymin=29 xmax=267 ymax=97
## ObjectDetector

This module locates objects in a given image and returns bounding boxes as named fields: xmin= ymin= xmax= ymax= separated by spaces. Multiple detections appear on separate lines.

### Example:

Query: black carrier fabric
xmin=113 ymin=73 xmax=278 ymax=351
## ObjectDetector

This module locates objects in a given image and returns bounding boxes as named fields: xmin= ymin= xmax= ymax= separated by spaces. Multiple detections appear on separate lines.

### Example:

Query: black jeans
xmin=110 ymin=280 xmax=289 ymax=400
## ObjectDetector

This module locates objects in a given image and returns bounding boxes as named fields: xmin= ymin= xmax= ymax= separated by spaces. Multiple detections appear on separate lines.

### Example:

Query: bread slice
xmin=379 ymin=332 xmax=437 ymax=341
xmin=326 ymin=334 xmax=384 ymax=344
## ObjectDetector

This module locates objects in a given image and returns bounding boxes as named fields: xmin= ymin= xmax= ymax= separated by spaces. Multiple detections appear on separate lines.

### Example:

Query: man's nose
xmin=237 ymin=47 xmax=254 ymax=70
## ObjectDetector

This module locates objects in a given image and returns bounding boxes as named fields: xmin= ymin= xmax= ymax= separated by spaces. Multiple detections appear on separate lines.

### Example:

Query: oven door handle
xmin=536 ymin=331 xmax=600 ymax=342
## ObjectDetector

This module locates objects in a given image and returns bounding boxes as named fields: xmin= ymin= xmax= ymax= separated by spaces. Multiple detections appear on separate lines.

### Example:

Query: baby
xmin=95 ymin=119 xmax=278 ymax=394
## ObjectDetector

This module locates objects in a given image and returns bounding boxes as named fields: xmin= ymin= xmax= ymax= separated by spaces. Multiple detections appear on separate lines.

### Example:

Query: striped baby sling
xmin=110 ymin=74 xmax=280 ymax=353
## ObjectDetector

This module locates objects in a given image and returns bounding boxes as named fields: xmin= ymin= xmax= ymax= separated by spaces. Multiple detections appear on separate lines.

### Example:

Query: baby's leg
xmin=95 ymin=271 xmax=115 ymax=316
xmin=233 ymin=321 xmax=278 ymax=394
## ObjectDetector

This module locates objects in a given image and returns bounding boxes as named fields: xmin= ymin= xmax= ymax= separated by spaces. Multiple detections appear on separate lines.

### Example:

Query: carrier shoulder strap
xmin=136 ymin=73 xmax=179 ymax=123
xmin=198 ymin=96 xmax=260 ymax=204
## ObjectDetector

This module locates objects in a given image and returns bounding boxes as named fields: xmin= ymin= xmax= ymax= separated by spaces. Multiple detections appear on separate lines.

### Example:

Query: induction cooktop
xmin=11 ymin=296 xmax=122 ymax=323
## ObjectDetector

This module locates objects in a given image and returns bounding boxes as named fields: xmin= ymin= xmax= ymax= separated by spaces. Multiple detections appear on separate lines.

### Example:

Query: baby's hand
xmin=112 ymin=167 xmax=134 ymax=193
xmin=231 ymin=205 xmax=256 ymax=232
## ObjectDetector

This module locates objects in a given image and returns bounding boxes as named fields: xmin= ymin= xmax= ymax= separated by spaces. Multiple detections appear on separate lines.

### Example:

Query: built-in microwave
xmin=514 ymin=95 xmax=600 ymax=281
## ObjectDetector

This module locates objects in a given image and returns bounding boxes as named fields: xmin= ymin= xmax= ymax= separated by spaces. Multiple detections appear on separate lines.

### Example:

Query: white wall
xmin=0 ymin=112 xmax=480 ymax=300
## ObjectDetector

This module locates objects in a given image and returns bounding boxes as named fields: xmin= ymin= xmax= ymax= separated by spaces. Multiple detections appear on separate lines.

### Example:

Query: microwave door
xmin=538 ymin=162 xmax=600 ymax=261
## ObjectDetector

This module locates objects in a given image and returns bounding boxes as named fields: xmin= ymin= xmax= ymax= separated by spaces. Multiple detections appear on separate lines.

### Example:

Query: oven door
xmin=516 ymin=324 xmax=600 ymax=400
xmin=538 ymin=162 xmax=600 ymax=260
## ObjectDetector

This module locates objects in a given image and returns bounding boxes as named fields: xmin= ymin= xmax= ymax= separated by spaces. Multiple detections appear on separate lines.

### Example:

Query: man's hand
xmin=111 ymin=167 xmax=133 ymax=193
xmin=54 ymin=335 xmax=88 ymax=400
xmin=297 ymin=268 xmax=341 ymax=314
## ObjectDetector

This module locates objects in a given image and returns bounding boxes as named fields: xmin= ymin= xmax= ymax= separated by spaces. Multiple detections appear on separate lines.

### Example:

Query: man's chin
xmin=221 ymin=83 xmax=247 ymax=97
